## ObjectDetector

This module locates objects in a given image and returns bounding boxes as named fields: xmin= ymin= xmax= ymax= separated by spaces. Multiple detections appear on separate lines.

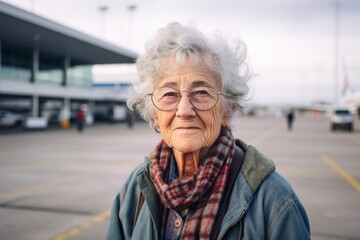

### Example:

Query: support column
xmin=31 ymin=47 xmax=39 ymax=83
xmin=63 ymin=56 xmax=70 ymax=87
xmin=32 ymin=95 xmax=39 ymax=117
xmin=31 ymin=47 xmax=39 ymax=117
xmin=0 ymin=40 xmax=2 ymax=78
xmin=88 ymin=100 xmax=94 ymax=125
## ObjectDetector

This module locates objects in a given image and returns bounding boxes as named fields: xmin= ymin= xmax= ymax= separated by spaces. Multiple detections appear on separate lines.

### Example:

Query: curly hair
xmin=127 ymin=22 xmax=250 ymax=127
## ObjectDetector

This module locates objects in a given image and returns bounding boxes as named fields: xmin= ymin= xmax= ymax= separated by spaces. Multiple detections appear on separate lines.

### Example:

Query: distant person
xmin=287 ymin=110 xmax=295 ymax=130
xmin=106 ymin=22 xmax=310 ymax=240
xmin=126 ymin=107 xmax=134 ymax=129
xmin=76 ymin=107 xmax=85 ymax=132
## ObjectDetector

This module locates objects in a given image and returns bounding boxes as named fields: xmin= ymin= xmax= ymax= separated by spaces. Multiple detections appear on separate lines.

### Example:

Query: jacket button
xmin=173 ymin=219 xmax=182 ymax=228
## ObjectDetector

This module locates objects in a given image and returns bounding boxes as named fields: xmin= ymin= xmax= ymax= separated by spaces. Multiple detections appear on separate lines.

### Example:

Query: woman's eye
xmin=164 ymin=92 xmax=178 ymax=97
xmin=193 ymin=90 xmax=210 ymax=96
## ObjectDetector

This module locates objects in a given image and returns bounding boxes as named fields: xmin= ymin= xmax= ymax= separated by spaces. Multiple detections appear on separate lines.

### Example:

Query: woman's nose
xmin=176 ymin=94 xmax=196 ymax=118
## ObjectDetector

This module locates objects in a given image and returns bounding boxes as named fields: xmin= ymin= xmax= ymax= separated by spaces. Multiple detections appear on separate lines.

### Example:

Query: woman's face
xmin=152 ymin=60 xmax=231 ymax=154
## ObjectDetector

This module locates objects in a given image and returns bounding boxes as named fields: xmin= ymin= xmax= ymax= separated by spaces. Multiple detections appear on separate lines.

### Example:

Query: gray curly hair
xmin=127 ymin=22 xmax=250 ymax=127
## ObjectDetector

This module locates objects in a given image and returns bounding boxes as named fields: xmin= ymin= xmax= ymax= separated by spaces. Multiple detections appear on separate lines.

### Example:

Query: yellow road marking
xmin=0 ymin=159 xmax=76 ymax=173
xmin=249 ymin=123 xmax=281 ymax=146
xmin=53 ymin=209 xmax=110 ymax=240
xmin=0 ymin=162 xmax=140 ymax=200
xmin=92 ymin=209 xmax=111 ymax=222
xmin=0 ymin=160 xmax=141 ymax=173
xmin=322 ymin=154 xmax=360 ymax=193
xmin=0 ymin=173 xmax=96 ymax=200
xmin=0 ymin=162 xmax=138 ymax=237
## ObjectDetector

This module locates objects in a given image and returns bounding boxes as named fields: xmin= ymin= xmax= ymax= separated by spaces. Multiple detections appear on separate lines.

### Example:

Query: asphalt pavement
xmin=0 ymin=113 xmax=359 ymax=240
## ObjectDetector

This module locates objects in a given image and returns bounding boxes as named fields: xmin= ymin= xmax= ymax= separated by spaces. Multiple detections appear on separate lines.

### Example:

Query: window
xmin=67 ymin=60 xmax=92 ymax=88
xmin=38 ymin=52 xmax=63 ymax=84
xmin=1 ymin=42 xmax=32 ymax=81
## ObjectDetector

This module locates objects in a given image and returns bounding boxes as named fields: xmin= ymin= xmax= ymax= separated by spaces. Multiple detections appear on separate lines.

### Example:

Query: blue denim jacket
xmin=106 ymin=139 xmax=311 ymax=240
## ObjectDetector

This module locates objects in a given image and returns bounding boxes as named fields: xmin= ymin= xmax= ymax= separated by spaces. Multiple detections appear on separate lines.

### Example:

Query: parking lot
xmin=0 ymin=113 xmax=359 ymax=240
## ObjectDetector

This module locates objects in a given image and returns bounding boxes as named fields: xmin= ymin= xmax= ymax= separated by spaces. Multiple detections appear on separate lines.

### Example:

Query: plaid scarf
xmin=149 ymin=128 xmax=235 ymax=240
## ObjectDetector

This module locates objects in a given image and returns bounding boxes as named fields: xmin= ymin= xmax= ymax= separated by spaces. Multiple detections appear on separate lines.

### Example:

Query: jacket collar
xmin=236 ymin=139 xmax=275 ymax=193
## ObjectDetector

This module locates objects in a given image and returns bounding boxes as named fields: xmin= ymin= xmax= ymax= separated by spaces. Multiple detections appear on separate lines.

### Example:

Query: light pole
xmin=333 ymin=1 xmax=340 ymax=104
xmin=98 ymin=5 xmax=109 ymax=38
xmin=127 ymin=4 xmax=137 ymax=49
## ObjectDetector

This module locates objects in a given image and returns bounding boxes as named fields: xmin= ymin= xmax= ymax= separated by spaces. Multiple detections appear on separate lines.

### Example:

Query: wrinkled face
xmin=152 ymin=60 xmax=231 ymax=154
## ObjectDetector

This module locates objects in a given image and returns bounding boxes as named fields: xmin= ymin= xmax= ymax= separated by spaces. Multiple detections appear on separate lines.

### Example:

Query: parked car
xmin=0 ymin=110 xmax=25 ymax=127
xmin=329 ymin=107 xmax=354 ymax=132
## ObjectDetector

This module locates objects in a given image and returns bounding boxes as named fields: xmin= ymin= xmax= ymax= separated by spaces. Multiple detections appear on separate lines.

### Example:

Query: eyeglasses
xmin=149 ymin=86 xmax=232 ymax=111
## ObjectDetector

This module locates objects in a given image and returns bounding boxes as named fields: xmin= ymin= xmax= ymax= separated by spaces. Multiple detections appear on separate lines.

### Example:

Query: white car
xmin=329 ymin=108 xmax=354 ymax=132
xmin=0 ymin=110 xmax=25 ymax=127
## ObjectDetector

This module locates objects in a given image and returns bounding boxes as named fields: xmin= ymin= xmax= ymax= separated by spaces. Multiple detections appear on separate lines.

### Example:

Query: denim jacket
xmin=106 ymin=139 xmax=310 ymax=240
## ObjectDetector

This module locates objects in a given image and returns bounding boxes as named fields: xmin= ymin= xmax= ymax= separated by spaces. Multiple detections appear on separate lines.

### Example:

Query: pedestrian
xmin=287 ymin=109 xmax=295 ymax=130
xmin=126 ymin=107 xmax=134 ymax=129
xmin=106 ymin=22 xmax=310 ymax=240
xmin=76 ymin=106 xmax=85 ymax=132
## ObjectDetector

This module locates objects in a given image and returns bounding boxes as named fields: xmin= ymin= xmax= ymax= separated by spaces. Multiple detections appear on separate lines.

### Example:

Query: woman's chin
xmin=172 ymin=142 xmax=203 ymax=153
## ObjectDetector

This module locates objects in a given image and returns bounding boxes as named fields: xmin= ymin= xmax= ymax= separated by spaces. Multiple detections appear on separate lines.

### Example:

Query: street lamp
xmin=98 ymin=5 xmax=109 ymax=38
xmin=127 ymin=4 xmax=137 ymax=48
xmin=333 ymin=1 xmax=340 ymax=104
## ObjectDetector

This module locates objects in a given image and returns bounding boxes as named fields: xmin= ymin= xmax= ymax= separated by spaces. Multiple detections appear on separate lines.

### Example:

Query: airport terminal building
xmin=0 ymin=2 xmax=138 ymax=128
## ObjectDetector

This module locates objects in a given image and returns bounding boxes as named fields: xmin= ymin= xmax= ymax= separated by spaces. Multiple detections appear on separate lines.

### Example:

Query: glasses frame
xmin=148 ymin=86 xmax=234 ymax=112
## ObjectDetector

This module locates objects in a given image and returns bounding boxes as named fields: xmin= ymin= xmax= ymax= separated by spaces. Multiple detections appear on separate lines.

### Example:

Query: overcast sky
xmin=4 ymin=0 xmax=360 ymax=105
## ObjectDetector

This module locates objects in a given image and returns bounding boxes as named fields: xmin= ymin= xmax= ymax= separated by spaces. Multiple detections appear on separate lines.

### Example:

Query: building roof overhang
xmin=0 ymin=2 xmax=138 ymax=64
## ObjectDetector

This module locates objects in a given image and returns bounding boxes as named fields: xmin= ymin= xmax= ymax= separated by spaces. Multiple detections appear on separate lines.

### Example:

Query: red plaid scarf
xmin=149 ymin=129 xmax=235 ymax=240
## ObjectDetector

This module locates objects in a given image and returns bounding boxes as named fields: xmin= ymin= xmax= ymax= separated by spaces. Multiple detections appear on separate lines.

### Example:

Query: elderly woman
xmin=106 ymin=22 xmax=310 ymax=240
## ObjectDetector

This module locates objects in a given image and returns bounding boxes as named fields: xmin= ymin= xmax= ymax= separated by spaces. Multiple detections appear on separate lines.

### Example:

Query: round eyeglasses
xmin=149 ymin=86 xmax=232 ymax=111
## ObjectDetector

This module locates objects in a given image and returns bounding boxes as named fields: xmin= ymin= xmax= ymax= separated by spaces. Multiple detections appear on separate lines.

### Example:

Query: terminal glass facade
xmin=67 ymin=61 xmax=92 ymax=88
xmin=38 ymin=51 xmax=63 ymax=85
xmin=0 ymin=42 xmax=32 ymax=81
xmin=0 ymin=42 xmax=92 ymax=88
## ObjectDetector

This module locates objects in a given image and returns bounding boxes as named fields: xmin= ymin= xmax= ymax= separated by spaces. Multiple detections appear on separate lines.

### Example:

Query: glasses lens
xmin=190 ymin=87 xmax=218 ymax=110
xmin=151 ymin=87 xmax=219 ymax=111
xmin=152 ymin=87 xmax=179 ymax=111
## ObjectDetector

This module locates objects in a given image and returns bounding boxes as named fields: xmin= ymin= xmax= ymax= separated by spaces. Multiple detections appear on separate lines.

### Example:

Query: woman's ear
xmin=151 ymin=110 xmax=161 ymax=133
xmin=221 ymin=110 xmax=232 ymax=127
xmin=151 ymin=110 xmax=159 ymax=126
xmin=221 ymin=104 xmax=235 ymax=127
